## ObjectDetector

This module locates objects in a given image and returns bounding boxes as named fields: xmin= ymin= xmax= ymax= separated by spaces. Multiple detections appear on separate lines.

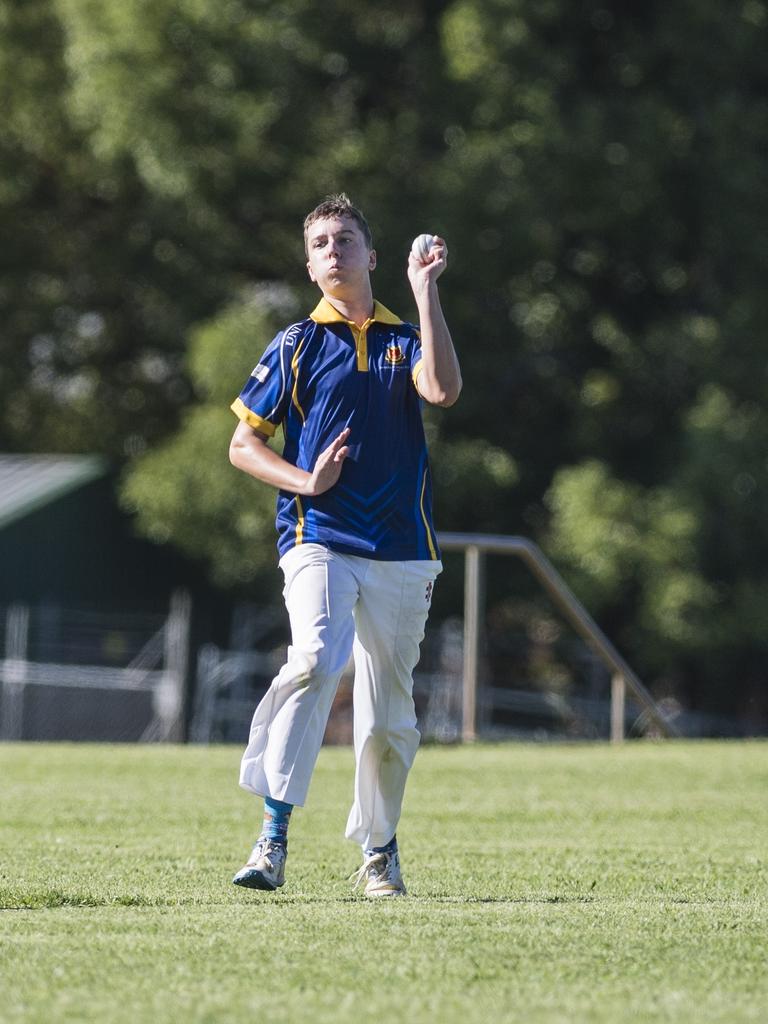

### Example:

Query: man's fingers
xmin=430 ymin=240 xmax=447 ymax=264
xmin=307 ymin=430 xmax=352 ymax=495
xmin=329 ymin=428 xmax=350 ymax=455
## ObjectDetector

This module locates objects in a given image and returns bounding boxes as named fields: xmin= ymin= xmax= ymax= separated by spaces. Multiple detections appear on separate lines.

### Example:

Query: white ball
xmin=411 ymin=233 xmax=435 ymax=263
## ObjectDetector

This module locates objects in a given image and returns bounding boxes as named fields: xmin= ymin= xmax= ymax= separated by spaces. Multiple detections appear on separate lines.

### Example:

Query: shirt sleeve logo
xmin=251 ymin=363 xmax=270 ymax=383
xmin=384 ymin=343 xmax=406 ymax=365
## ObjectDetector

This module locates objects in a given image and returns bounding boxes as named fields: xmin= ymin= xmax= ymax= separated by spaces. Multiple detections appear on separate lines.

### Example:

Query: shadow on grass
xmin=1 ymin=889 xmax=599 ymax=910
xmin=425 ymin=895 xmax=597 ymax=904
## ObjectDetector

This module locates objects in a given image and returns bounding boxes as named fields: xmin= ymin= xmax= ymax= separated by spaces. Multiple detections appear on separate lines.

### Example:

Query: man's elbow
xmin=229 ymin=436 xmax=248 ymax=469
xmin=442 ymin=381 xmax=462 ymax=407
xmin=431 ymin=379 xmax=462 ymax=407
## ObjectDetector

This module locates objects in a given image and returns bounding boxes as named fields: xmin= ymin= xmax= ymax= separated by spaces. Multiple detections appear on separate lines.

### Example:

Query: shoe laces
xmin=251 ymin=837 xmax=285 ymax=869
xmin=349 ymin=851 xmax=392 ymax=890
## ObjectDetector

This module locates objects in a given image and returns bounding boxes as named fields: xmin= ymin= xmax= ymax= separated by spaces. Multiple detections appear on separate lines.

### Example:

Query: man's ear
xmin=307 ymin=261 xmax=316 ymax=282
xmin=369 ymin=249 xmax=377 ymax=271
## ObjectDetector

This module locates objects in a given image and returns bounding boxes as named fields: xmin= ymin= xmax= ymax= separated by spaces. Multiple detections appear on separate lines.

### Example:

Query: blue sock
xmin=366 ymin=834 xmax=397 ymax=857
xmin=262 ymin=797 xmax=293 ymax=846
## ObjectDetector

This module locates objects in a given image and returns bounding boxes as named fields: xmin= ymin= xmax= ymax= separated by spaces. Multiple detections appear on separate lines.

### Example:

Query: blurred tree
xmin=0 ymin=0 xmax=228 ymax=455
xmin=430 ymin=0 xmax=768 ymax=724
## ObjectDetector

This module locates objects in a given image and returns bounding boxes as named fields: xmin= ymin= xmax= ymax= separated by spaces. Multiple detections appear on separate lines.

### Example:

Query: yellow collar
xmin=310 ymin=297 xmax=403 ymax=327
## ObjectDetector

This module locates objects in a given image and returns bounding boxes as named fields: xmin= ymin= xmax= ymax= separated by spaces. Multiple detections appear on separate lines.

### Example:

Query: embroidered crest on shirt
xmin=384 ymin=343 xmax=406 ymax=366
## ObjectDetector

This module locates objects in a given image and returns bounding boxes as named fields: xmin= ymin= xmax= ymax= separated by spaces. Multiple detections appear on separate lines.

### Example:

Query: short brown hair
xmin=303 ymin=193 xmax=373 ymax=254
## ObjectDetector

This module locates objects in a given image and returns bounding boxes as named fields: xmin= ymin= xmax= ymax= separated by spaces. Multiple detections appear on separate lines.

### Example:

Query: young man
xmin=229 ymin=194 xmax=461 ymax=897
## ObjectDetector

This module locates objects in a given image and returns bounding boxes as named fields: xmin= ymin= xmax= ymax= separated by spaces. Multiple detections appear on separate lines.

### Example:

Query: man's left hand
xmin=407 ymin=236 xmax=448 ymax=297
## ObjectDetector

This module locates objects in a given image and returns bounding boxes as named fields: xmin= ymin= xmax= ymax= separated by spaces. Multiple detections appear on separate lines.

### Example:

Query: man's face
xmin=305 ymin=215 xmax=376 ymax=297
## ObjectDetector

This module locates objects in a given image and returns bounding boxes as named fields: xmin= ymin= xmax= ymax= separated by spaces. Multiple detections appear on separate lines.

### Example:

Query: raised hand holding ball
xmin=411 ymin=233 xmax=436 ymax=264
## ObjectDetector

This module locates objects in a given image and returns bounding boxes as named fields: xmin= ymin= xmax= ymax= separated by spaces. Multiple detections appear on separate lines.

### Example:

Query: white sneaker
xmin=350 ymin=849 xmax=407 ymax=898
xmin=232 ymin=838 xmax=287 ymax=891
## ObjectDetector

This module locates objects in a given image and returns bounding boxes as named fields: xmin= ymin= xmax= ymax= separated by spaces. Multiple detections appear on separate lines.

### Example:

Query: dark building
xmin=0 ymin=454 xmax=242 ymax=742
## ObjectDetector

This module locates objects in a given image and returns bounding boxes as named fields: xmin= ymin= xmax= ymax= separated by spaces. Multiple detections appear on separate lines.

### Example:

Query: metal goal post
xmin=437 ymin=533 xmax=678 ymax=743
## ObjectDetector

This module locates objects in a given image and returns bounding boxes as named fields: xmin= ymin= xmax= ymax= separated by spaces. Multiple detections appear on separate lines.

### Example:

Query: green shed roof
xmin=0 ymin=455 xmax=107 ymax=529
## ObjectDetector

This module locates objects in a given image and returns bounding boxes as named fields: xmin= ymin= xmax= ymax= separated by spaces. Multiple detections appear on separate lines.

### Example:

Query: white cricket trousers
xmin=239 ymin=543 xmax=442 ymax=849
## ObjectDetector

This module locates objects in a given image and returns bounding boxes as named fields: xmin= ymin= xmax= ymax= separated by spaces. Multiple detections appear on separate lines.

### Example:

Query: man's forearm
xmin=415 ymin=284 xmax=462 ymax=407
xmin=230 ymin=427 xmax=311 ymax=494
xmin=229 ymin=422 xmax=350 ymax=497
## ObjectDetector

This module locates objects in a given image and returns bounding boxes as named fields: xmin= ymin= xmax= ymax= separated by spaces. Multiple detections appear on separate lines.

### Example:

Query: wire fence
xmin=0 ymin=593 xmax=189 ymax=742
xmin=0 ymin=595 xmax=749 ymax=745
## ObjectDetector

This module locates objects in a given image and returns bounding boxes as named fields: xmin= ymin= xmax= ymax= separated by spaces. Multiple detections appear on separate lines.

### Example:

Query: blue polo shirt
xmin=231 ymin=297 xmax=439 ymax=561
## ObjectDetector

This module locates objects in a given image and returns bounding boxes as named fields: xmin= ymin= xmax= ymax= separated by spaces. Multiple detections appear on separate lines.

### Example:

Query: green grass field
xmin=1 ymin=741 xmax=766 ymax=1023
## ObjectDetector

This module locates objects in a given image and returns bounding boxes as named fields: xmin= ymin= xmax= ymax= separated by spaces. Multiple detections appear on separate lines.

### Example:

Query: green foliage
xmin=2 ymin=741 xmax=767 ymax=1022
xmin=678 ymin=385 xmax=768 ymax=652
xmin=429 ymin=432 xmax=520 ymax=532
xmin=544 ymin=460 xmax=717 ymax=660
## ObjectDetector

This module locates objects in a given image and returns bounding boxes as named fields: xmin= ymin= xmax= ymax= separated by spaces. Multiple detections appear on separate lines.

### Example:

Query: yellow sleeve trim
xmin=230 ymin=398 xmax=277 ymax=437
xmin=412 ymin=358 xmax=424 ymax=389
